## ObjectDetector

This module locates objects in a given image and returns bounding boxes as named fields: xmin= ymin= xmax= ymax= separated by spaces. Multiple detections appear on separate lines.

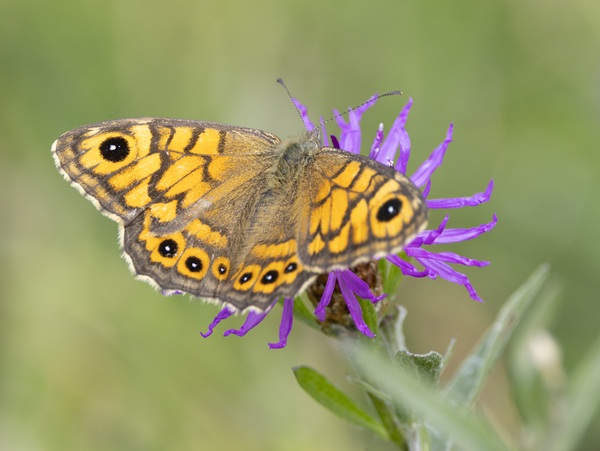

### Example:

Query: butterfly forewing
xmin=297 ymin=148 xmax=428 ymax=271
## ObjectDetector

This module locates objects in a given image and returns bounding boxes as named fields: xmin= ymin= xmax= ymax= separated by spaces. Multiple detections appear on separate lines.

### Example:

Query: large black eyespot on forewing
xmin=376 ymin=198 xmax=403 ymax=222
xmin=99 ymin=136 xmax=130 ymax=162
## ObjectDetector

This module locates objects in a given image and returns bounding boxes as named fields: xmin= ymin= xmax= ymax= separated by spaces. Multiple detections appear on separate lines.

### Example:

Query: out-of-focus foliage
xmin=1 ymin=1 xmax=598 ymax=449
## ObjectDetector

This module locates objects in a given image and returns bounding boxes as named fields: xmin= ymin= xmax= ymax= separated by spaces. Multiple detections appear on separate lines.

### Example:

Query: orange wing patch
xmin=108 ymin=153 xmax=162 ymax=192
xmin=186 ymin=219 xmax=228 ymax=249
xmin=332 ymin=160 xmax=361 ymax=187
xmin=124 ymin=176 xmax=153 ymax=208
xmin=187 ymin=128 xmax=223 ymax=155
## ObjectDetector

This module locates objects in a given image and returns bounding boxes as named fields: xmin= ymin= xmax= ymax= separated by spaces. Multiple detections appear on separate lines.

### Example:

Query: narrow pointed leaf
xmin=293 ymin=365 xmax=388 ymax=439
xmin=552 ymin=333 xmax=600 ymax=451
xmin=445 ymin=264 xmax=550 ymax=406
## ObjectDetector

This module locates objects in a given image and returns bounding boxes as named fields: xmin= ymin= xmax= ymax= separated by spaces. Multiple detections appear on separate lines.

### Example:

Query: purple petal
xmin=292 ymin=98 xmax=315 ymax=131
xmin=334 ymin=109 xmax=360 ymax=154
xmin=335 ymin=95 xmax=378 ymax=154
xmin=314 ymin=272 xmax=337 ymax=321
xmin=410 ymin=124 xmax=454 ymax=187
xmin=200 ymin=306 xmax=235 ymax=338
xmin=410 ymin=215 xmax=450 ymax=247
xmin=421 ymin=180 xmax=432 ymax=199
xmin=415 ymin=257 xmax=485 ymax=302
xmin=330 ymin=134 xmax=340 ymax=149
xmin=396 ymin=119 xmax=413 ymax=173
xmin=396 ymin=97 xmax=413 ymax=174
xmin=427 ymin=214 xmax=498 ymax=244
xmin=387 ymin=254 xmax=432 ymax=278
xmin=407 ymin=248 xmax=490 ymax=267
xmin=368 ymin=124 xmax=385 ymax=160
xmin=224 ymin=302 xmax=275 ymax=337
xmin=320 ymin=117 xmax=331 ymax=147
xmin=339 ymin=270 xmax=386 ymax=303
xmin=427 ymin=180 xmax=494 ymax=209
xmin=336 ymin=270 xmax=375 ymax=337
xmin=268 ymin=297 xmax=294 ymax=349
xmin=377 ymin=98 xmax=412 ymax=168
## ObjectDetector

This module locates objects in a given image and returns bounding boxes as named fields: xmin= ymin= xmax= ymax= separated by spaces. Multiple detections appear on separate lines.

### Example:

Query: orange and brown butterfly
xmin=51 ymin=103 xmax=428 ymax=313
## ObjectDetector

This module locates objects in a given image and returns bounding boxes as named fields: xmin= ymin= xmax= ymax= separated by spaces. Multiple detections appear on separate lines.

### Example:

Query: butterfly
xmin=52 ymin=114 xmax=428 ymax=312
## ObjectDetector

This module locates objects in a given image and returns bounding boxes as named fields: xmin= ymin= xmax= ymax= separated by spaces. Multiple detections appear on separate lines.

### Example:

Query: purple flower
xmin=201 ymin=96 xmax=496 ymax=347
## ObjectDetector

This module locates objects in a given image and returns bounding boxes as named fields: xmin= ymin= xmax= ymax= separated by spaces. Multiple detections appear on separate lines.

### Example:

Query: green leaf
xmin=292 ymin=365 xmax=388 ymax=440
xmin=350 ymin=343 xmax=510 ymax=451
xmin=424 ymin=264 xmax=551 ymax=451
xmin=366 ymin=392 xmax=408 ymax=449
xmin=357 ymin=295 xmax=379 ymax=338
xmin=551 ymin=332 xmax=600 ymax=451
xmin=290 ymin=294 xmax=321 ymax=331
xmin=395 ymin=350 xmax=443 ymax=385
xmin=505 ymin=278 xmax=562 ymax=437
xmin=445 ymin=264 xmax=551 ymax=407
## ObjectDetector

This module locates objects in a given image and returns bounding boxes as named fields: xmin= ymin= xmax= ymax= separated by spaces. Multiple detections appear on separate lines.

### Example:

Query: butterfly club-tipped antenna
xmin=277 ymin=78 xmax=313 ymax=133
xmin=277 ymin=78 xmax=402 ymax=143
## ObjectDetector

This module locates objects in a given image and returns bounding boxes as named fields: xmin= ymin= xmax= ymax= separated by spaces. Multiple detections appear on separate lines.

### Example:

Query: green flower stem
xmin=366 ymin=391 xmax=408 ymax=450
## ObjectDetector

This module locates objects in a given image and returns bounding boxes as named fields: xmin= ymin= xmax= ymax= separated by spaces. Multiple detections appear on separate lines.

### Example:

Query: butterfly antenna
xmin=322 ymin=90 xmax=403 ymax=126
xmin=277 ymin=78 xmax=309 ymax=132
xmin=277 ymin=78 xmax=402 ymax=135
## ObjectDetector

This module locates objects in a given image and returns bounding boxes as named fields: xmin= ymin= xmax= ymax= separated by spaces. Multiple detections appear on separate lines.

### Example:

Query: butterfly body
xmin=52 ymin=118 xmax=428 ymax=311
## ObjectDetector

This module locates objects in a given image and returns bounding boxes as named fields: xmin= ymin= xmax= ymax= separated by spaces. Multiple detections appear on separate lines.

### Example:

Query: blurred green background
xmin=1 ymin=0 xmax=599 ymax=449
